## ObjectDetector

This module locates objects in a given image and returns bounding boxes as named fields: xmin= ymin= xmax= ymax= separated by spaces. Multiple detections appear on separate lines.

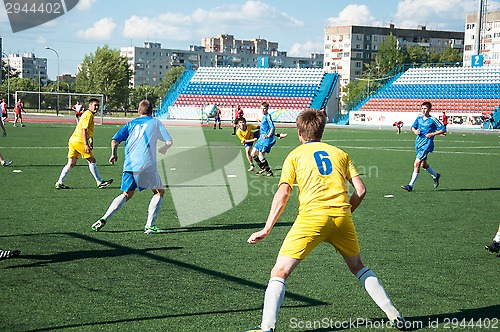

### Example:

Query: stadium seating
xmin=356 ymin=66 xmax=500 ymax=114
xmin=156 ymin=67 xmax=336 ymax=121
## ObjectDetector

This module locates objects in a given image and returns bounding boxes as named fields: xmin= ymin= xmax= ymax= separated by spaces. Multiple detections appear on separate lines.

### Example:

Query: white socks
xmin=408 ymin=172 xmax=419 ymax=187
xmin=102 ymin=194 xmax=127 ymax=221
xmin=88 ymin=163 xmax=103 ymax=184
xmin=146 ymin=195 xmax=163 ymax=228
xmin=58 ymin=165 xmax=71 ymax=184
xmin=356 ymin=267 xmax=401 ymax=321
xmin=426 ymin=165 xmax=438 ymax=178
xmin=261 ymin=277 xmax=286 ymax=331
xmin=494 ymin=232 xmax=500 ymax=243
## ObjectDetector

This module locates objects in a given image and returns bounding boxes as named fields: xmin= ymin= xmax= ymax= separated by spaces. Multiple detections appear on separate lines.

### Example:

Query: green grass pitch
xmin=0 ymin=122 xmax=498 ymax=331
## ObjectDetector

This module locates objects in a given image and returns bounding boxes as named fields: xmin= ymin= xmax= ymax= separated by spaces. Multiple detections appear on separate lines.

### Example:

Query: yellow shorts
xmin=67 ymin=138 xmax=93 ymax=159
xmin=279 ymin=213 xmax=360 ymax=260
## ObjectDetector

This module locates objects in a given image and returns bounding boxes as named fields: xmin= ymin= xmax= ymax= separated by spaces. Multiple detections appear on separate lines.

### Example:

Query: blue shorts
xmin=121 ymin=168 xmax=163 ymax=192
xmin=416 ymin=149 xmax=430 ymax=161
xmin=214 ymin=116 xmax=221 ymax=123
xmin=254 ymin=137 xmax=275 ymax=153
xmin=244 ymin=131 xmax=259 ymax=148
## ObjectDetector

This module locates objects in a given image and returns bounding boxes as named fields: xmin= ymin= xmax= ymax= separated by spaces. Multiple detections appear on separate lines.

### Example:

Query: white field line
xmin=6 ymin=144 xmax=499 ymax=156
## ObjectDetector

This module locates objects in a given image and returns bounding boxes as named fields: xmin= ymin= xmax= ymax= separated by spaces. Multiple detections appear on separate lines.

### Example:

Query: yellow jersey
xmin=279 ymin=141 xmax=358 ymax=216
xmin=236 ymin=123 xmax=259 ymax=144
xmin=70 ymin=110 xmax=94 ymax=144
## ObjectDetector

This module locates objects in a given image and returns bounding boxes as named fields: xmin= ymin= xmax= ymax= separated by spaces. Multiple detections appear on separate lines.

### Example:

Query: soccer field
xmin=0 ymin=122 xmax=499 ymax=331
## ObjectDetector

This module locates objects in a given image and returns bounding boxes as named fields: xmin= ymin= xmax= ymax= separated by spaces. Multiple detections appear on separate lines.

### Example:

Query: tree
xmin=1 ymin=60 xmax=20 ymax=81
xmin=403 ymin=45 xmax=428 ymax=64
xmin=154 ymin=66 xmax=184 ymax=100
xmin=372 ymin=34 xmax=405 ymax=76
xmin=75 ymin=45 xmax=131 ymax=109
xmin=429 ymin=44 xmax=462 ymax=64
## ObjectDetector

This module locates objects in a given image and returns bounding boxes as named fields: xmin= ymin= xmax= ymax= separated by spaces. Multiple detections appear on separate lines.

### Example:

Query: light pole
xmin=2 ymin=52 xmax=10 ymax=107
xmin=45 ymin=46 xmax=59 ymax=116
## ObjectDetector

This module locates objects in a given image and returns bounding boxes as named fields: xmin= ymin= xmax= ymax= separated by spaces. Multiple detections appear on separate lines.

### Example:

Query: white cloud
xmin=77 ymin=17 xmax=116 ymax=40
xmin=76 ymin=0 xmax=96 ymax=11
xmin=327 ymin=5 xmax=381 ymax=27
xmin=122 ymin=0 xmax=303 ymax=40
xmin=393 ymin=0 xmax=476 ymax=30
xmin=288 ymin=41 xmax=324 ymax=57
xmin=36 ymin=36 xmax=48 ymax=45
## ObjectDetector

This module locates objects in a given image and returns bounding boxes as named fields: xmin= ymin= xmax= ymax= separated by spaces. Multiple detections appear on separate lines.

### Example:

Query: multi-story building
xmin=464 ymin=10 xmax=500 ymax=67
xmin=120 ymin=36 xmax=324 ymax=87
xmin=2 ymin=52 xmax=48 ymax=84
xmin=323 ymin=24 xmax=464 ymax=88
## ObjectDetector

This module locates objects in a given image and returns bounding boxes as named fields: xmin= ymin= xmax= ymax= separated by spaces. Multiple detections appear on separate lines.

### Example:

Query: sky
xmin=0 ymin=0 xmax=497 ymax=80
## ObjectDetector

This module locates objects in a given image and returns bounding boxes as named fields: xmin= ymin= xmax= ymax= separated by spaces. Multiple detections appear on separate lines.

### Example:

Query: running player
xmin=91 ymin=100 xmax=173 ymax=234
xmin=401 ymin=101 xmax=445 ymax=192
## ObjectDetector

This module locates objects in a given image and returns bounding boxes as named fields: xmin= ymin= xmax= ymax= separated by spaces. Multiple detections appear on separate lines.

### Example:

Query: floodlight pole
xmin=2 ymin=52 xmax=10 ymax=106
xmin=45 ymin=46 xmax=60 ymax=116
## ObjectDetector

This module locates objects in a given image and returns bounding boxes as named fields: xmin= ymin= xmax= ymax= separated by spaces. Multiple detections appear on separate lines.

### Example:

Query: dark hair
xmin=237 ymin=117 xmax=247 ymax=123
xmin=89 ymin=98 xmax=100 ymax=104
xmin=296 ymin=108 xmax=326 ymax=141
xmin=261 ymin=101 xmax=269 ymax=110
xmin=138 ymin=100 xmax=153 ymax=115
xmin=422 ymin=101 xmax=432 ymax=109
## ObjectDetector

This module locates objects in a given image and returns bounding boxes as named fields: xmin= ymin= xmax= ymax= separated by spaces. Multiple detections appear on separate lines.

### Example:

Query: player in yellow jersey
xmin=55 ymin=98 xmax=113 ymax=189
xmin=236 ymin=117 xmax=287 ymax=172
xmin=244 ymin=109 xmax=407 ymax=332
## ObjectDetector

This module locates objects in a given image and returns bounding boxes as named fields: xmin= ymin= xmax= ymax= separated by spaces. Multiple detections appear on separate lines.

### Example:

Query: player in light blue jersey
xmin=401 ymin=101 xmax=445 ymax=192
xmin=92 ymin=100 xmax=173 ymax=234
xmin=251 ymin=101 xmax=276 ymax=176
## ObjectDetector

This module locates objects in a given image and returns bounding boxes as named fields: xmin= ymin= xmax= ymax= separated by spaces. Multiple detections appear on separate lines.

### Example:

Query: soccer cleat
xmin=1 ymin=160 xmax=12 ymax=167
xmin=98 ymin=179 xmax=114 ymax=188
xmin=485 ymin=241 xmax=500 ymax=254
xmin=392 ymin=317 xmax=407 ymax=331
xmin=144 ymin=225 xmax=164 ymax=234
xmin=0 ymin=249 xmax=21 ymax=260
xmin=243 ymin=327 xmax=274 ymax=332
xmin=21 ymin=124 xmax=25 ymax=127
xmin=91 ymin=219 xmax=106 ymax=231
xmin=433 ymin=173 xmax=441 ymax=188
xmin=248 ymin=165 xmax=255 ymax=172
xmin=55 ymin=182 xmax=70 ymax=189
xmin=279 ymin=133 xmax=288 ymax=139
xmin=401 ymin=185 xmax=412 ymax=192
xmin=265 ymin=170 xmax=274 ymax=177
xmin=256 ymin=169 xmax=266 ymax=175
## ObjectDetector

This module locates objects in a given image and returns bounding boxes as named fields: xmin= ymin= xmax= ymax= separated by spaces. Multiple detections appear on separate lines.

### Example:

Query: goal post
xmin=13 ymin=91 xmax=105 ymax=124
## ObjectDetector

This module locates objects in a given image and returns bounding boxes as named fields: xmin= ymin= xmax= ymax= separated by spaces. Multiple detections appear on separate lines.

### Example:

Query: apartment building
xmin=323 ymin=24 xmax=464 ymax=87
xmin=2 ymin=52 xmax=48 ymax=84
xmin=464 ymin=10 xmax=500 ymax=67
xmin=120 ymin=36 xmax=324 ymax=87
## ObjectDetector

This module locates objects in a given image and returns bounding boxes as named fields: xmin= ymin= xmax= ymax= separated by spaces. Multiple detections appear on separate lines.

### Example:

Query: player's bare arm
xmin=426 ymin=129 xmax=445 ymax=138
xmin=158 ymin=140 xmax=173 ymax=155
xmin=109 ymin=139 xmax=120 ymax=164
xmin=82 ymin=129 xmax=91 ymax=153
xmin=247 ymin=183 xmax=291 ymax=244
xmin=348 ymin=175 xmax=366 ymax=213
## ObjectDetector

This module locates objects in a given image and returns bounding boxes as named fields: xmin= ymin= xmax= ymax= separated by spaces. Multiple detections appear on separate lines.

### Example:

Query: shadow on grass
xmin=7 ymin=232 xmax=329 ymax=332
xmin=439 ymin=187 xmax=500 ymax=192
xmin=74 ymin=221 xmax=294 ymax=234
xmin=308 ymin=305 xmax=500 ymax=331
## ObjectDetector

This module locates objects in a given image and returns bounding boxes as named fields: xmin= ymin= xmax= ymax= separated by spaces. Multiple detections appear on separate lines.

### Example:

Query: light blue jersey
xmin=412 ymin=115 xmax=445 ymax=153
xmin=255 ymin=113 xmax=276 ymax=152
xmin=112 ymin=116 xmax=172 ymax=173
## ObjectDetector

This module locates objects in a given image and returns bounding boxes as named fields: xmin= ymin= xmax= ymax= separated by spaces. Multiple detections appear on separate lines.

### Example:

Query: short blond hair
xmin=296 ymin=108 xmax=326 ymax=141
